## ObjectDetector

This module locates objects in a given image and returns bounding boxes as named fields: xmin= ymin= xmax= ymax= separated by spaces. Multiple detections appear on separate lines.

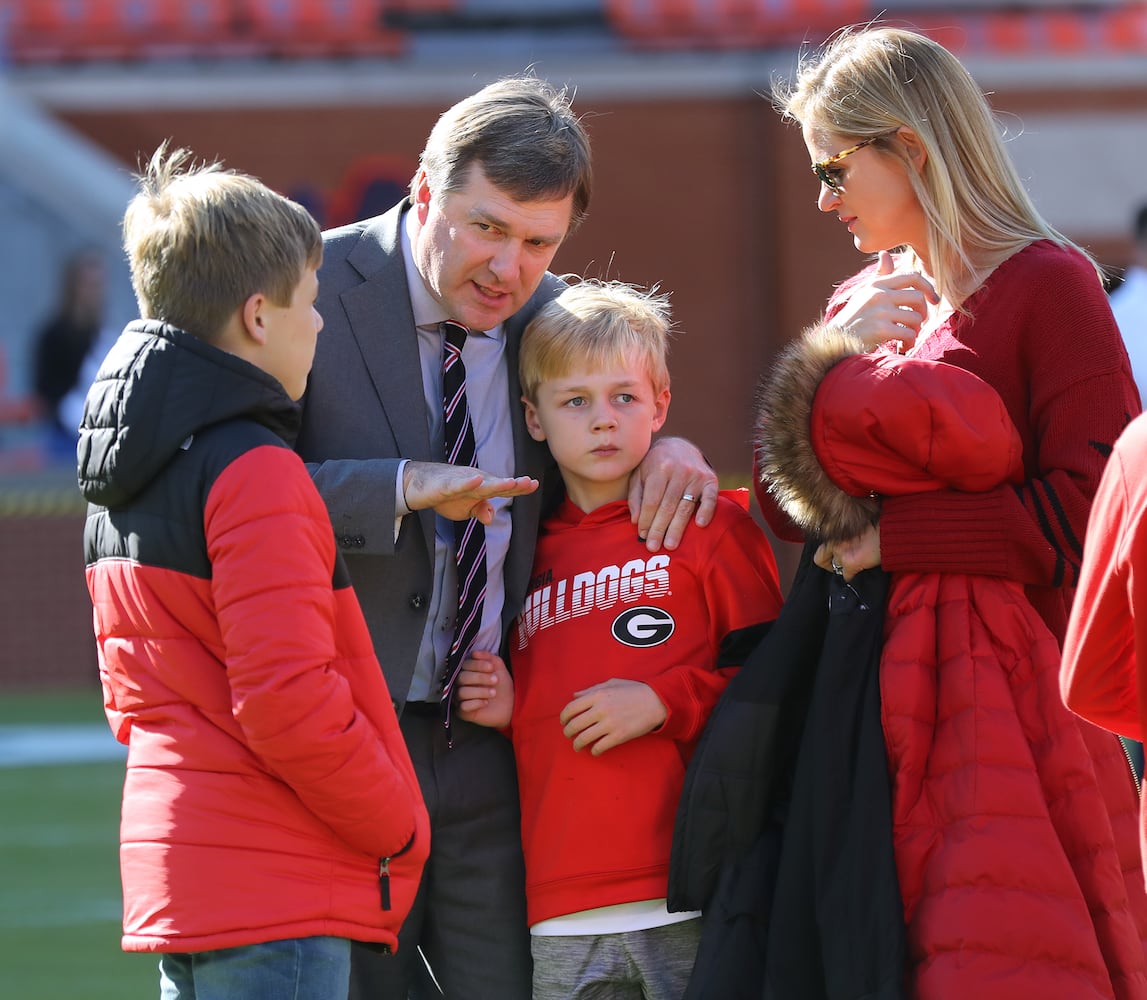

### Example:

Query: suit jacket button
xmin=355 ymin=535 xmax=366 ymax=547
xmin=409 ymin=594 xmax=426 ymax=610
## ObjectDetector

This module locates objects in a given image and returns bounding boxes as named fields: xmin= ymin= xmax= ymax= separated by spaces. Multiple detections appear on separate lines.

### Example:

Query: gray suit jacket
xmin=296 ymin=199 xmax=562 ymax=708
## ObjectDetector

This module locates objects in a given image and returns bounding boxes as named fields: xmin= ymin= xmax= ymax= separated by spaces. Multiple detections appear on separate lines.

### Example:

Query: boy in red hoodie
xmin=456 ymin=279 xmax=783 ymax=999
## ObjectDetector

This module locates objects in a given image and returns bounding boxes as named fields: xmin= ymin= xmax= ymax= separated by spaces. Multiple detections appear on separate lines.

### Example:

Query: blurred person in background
xmin=32 ymin=248 xmax=109 ymax=451
xmin=1112 ymin=203 xmax=1147 ymax=400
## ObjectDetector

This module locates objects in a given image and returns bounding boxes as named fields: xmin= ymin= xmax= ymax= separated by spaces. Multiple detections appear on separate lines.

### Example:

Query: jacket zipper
xmin=1118 ymin=736 xmax=1143 ymax=798
xmin=378 ymin=829 xmax=419 ymax=911
xmin=378 ymin=857 xmax=392 ymax=910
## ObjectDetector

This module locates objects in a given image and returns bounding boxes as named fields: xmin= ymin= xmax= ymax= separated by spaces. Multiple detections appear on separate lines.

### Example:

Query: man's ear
xmin=241 ymin=292 xmax=269 ymax=346
xmin=651 ymin=387 xmax=671 ymax=433
xmin=412 ymin=169 xmax=432 ymax=222
xmin=522 ymin=396 xmax=546 ymax=442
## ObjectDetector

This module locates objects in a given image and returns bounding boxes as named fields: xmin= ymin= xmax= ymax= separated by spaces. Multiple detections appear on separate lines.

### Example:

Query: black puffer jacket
xmin=669 ymin=541 xmax=905 ymax=999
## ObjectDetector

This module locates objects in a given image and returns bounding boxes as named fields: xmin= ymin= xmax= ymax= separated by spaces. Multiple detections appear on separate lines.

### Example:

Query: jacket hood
xmin=77 ymin=320 xmax=301 ymax=507
xmin=755 ymin=323 xmax=1023 ymax=541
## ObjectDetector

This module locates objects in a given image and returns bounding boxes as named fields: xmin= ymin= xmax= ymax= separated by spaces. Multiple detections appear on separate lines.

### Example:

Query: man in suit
xmin=296 ymin=75 xmax=718 ymax=999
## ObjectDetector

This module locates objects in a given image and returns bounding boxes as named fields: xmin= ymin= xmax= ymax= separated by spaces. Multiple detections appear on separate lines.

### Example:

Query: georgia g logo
xmin=611 ymin=606 xmax=675 ymax=648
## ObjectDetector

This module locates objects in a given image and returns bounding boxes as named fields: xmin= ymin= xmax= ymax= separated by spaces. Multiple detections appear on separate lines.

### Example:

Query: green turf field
xmin=0 ymin=689 xmax=156 ymax=998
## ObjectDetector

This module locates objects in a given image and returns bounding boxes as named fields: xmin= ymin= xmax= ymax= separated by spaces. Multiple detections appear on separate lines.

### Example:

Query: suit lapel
xmin=342 ymin=203 xmax=437 ymax=551
xmin=342 ymin=203 xmax=433 ymax=466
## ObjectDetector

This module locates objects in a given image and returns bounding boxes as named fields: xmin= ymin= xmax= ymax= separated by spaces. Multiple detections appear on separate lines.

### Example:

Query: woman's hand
xmin=815 ymin=523 xmax=882 ymax=582
xmin=832 ymin=251 xmax=939 ymax=352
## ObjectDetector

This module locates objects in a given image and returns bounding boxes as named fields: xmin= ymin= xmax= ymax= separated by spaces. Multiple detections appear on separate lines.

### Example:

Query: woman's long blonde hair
xmin=773 ymin=26 xmax=1099 ymax=304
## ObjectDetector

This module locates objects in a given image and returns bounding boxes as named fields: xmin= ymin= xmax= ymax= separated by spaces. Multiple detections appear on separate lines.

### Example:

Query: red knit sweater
xmin=758 ymin=240 xmax=1140 ymax=643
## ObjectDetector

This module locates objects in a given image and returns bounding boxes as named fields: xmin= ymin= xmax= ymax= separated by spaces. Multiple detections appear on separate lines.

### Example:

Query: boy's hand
xmin=628 ymin=437 xmax=717 ymax=552
xmin=455 ymin=650 xmax=513 ymax=729
xmin=560 ymin=679 xmax=667 ymax=756
xmin=404 ymin=461 xmax=538 ymax=524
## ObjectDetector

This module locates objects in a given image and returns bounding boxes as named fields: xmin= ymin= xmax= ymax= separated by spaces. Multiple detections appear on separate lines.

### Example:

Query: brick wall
xmin=0 ymin=508 xmax=97 ymax=690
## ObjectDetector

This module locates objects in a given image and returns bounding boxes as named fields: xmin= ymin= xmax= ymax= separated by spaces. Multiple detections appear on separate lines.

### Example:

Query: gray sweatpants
xmin=531 ymin=918 xmax=702 ymax=1000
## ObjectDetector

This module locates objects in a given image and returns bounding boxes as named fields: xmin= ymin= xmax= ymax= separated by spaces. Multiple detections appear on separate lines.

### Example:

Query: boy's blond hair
xmin=123 ymin=143 xmax=322 ymax=342
xmin=519 ymin=279 xmax=671 ymax=401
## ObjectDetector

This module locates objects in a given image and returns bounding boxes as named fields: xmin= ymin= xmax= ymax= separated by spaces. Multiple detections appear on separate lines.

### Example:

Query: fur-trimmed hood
xmin=755 ymin=323 xmax=1024 ymax=542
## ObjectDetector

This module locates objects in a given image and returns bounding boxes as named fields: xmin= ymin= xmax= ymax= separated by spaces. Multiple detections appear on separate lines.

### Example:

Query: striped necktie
xmin=440 ymin=320 xmax=488 ymax=743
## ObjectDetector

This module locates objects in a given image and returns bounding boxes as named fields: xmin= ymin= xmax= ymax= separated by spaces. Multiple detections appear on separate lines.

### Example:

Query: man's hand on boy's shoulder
xmin=629 ymin=437 xmax=718 ymax=552
xmin=455 ymin=650 xmax=514 ymax=730
xmin=560 ymin=679 xmax=667 ymax=756
xmin=403 ymin=461 xmax=539 ymax=524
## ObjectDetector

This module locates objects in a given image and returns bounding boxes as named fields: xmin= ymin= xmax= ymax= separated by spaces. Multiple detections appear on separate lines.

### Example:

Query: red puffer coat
xmin=80 ymin=321 xmax=430 ymax=955
xmin=757 ymin=325 xmax=1147 ymax=999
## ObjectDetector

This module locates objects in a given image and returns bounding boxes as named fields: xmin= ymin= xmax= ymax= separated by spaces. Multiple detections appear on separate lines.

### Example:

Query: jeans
xmin=158 ymin=935 xmax=351 ymax=1000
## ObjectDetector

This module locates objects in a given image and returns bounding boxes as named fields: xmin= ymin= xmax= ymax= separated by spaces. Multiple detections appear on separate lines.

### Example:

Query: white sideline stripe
xmin=0 ymin=895 xmax=123 ymax=930
xmin=0 ymin=724 xmax=126 ymax=768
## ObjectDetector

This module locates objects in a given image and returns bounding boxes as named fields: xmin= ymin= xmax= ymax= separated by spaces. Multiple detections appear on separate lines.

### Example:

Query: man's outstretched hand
xmin=403 ymin=461 xmax=538 ymax=523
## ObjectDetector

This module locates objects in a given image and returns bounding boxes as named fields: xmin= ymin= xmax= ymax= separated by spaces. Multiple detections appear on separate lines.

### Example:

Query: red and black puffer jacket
xmin=79 ymin=320 xmax=429 ymax=954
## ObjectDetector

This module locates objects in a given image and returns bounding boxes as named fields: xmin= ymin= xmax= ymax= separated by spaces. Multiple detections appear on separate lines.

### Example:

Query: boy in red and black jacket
xmin=78 ymin=144 xmax=435 ymax=999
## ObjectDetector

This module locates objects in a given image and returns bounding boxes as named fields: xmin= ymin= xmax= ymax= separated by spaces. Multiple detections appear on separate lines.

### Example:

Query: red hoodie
xmin=508 ymin=490 xmax=782 ymax=926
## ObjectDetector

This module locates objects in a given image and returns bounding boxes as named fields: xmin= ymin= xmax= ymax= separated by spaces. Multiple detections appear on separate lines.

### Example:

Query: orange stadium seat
xmin=5 ymin=0 xmax=244 ymax=62
xmin=605 ymin=0 xmax=865 ymax=49
xmin=5 ymin=0 xmax=129 ymax=62
xmin=386 ymin=0 xmax=459 ymax=11
xmin=325 ymin=153 xmax=417 ymax=228
xmin=1042 ymin=10 xmax=1090 ymax=52
xmin=897 ymin=7 xmax=1147 ymax=59
xmin=1099 ymin=3 xmax=1147 ymax=51
xmin=769 ymin=0 xmax=866 ymax=43
xmin=132 ymin=0 xmax=245 ymax=58
xmin=4 ymin=0 xmax=69 ymax=62
xmin=0 ymin=346 xmax=38 ymax=429
xmin=983 ymin=11 xmax=1034 ymax=53
xmin=904 ymin=18 xmax=973 ymax=58
xmin=604 ymin=0 xmax=700 ymax=46
xmin=244 ymin=0 xmax=404 ymax=57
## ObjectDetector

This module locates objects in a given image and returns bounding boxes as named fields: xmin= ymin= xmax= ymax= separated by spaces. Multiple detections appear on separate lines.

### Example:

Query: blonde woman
xmin=746 ymin=25 xmax=1147 ymax=998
